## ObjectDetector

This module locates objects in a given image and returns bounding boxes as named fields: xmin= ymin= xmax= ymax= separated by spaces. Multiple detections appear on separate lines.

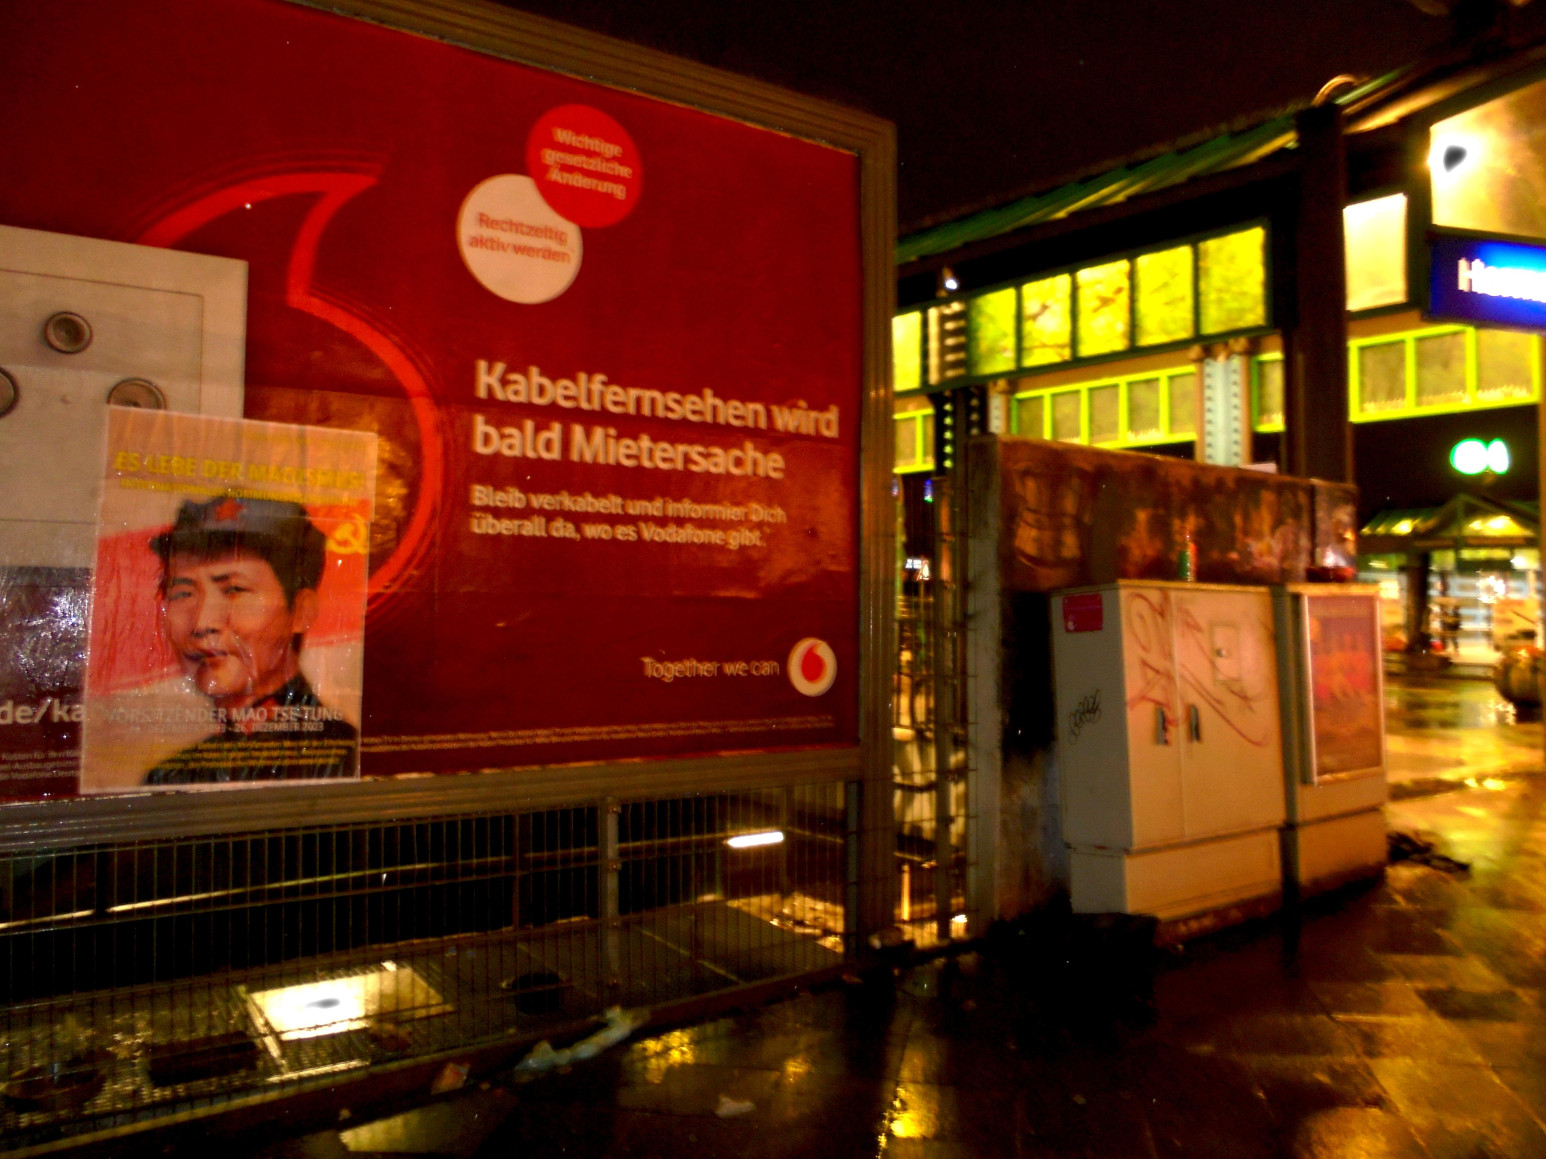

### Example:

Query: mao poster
xmin=1 ymin=0 xmax=863 ymax=783
xmin=82 ymin=410 xmax=375 ymax=791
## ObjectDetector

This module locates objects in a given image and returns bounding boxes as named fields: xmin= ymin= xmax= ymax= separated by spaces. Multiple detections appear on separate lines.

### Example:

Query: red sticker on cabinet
xmin=1062 ymin=593 xmax=1103 ymax=633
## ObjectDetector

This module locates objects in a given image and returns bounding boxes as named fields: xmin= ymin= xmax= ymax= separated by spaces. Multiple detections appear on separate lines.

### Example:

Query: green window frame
xmin=1252 ymin=353 xmax=1285 ymax=432
xmin=893 ymin=394 xmax=935 ymax=473
xmin=893 ymin=222 xmax=1271 ymax=393
xmin=1008 ymin=366 xmax=1199 ymax=449
xmin=1348 ymin=325 xmax=1541 ymax=421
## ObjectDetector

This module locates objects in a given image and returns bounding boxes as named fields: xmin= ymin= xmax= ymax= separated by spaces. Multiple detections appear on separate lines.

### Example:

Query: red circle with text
xmin=526 ymin=105 xmax=642 ymax=228
xmin=787 ymin=638 xmax=837 ymax=697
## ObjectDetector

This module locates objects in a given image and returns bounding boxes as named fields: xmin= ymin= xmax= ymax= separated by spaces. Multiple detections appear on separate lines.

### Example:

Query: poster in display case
xmin=1302 ymin=592 xmax=1384 ymax=782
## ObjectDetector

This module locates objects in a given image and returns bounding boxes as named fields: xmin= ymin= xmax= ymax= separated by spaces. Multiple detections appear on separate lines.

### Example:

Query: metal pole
xmin=601 ymin=798 xmax=621 ymax=1003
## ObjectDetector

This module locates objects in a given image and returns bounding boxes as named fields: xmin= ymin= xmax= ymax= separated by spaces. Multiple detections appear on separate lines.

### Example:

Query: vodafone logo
xmin=787 ymin=638 xmax=837 ymax=697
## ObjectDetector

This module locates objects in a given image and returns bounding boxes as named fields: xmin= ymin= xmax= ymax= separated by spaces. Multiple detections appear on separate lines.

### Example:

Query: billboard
xmin=0 ymin=0 xmax=876 ymax=793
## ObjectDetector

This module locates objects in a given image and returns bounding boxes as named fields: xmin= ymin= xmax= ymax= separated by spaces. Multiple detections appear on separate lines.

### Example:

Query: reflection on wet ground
xmin=1385 ymin=674 xmax=1542 ymax=795
xmin=246 ymin=677 xmax=1546 ymax=1159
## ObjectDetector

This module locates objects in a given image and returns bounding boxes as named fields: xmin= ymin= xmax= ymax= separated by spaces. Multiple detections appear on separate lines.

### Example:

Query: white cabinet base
xmin=1284 ymin=809 xmax=1387 ymax=896
xmin=1069 ymin=827 xmax=1282 ymax=922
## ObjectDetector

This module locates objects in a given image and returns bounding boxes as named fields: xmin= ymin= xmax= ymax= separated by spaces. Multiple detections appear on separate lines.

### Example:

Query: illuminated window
xmin=1255 ymin=357 xmax=1284 ymax=427
xmin=1009 ymin=365 xmax=1198 ymax=451
xmin=1015 ymin=394 xmax=1045 ymax=437
xmin=892 ymin=312 xmax=922 ymax=392
xmin=1089 ymin=383 xmax=1120 ymax=443
xmin=1014 ymin=394 xmax=1045 ymax=438
xmin=1344 ymin=194 xmax=1407 ymax=311
xmin=1135 ymin=245 xmax=1195 ymax=345
xmin=1198 ymin=227 xmax=1266 ymax=334
xmin=1357 ymin=341 xmax=1407 ymax=413
xmin=1476 ymin=329 xmax=1534 ymax=401
xmin=1415 ymin=332 xmax=1466 ymax=407
xmin=1075 ymin=260 xmax=1131 ymax=358
xmin=968 ymin=288 xmax=1016 ymax=376
xmin=1020 ymin=274 xmax=1072 ymax=366
xmin=1051 ymin=391 xmax=1083 ymax=441
xmin=893 ymin=397 xmax=934 ymax=472
xmin=895 ymin=412 xmax=919 ymax=469
xmin=1126 ymin=377 xmax=1162 ymax=441
xmin=1167 ymin=371 xmax=1197 ymax=436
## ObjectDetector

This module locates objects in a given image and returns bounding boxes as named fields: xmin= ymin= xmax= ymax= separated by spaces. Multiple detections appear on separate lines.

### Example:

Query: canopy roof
xmin=1360 ymin=493 xmax=1539 ymax=554
xmin=897 ymin=34 xmax=1546 ymax=268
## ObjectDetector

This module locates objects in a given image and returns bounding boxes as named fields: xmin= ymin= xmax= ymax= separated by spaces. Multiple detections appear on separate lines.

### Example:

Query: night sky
xmin=504 ymin=0 xmax=1546 ymax=231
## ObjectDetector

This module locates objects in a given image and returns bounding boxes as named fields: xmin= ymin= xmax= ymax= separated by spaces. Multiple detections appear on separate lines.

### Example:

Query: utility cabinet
xmin=1051 ymin=582 xmax=1286 ymax=923
xmin=1273 ymin=585 xmax=1388 ymax=895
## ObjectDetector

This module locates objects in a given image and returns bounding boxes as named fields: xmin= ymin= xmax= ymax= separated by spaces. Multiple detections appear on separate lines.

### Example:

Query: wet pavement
xmin=1385 ymin=673 xmax=1541 ymax=795
xmin=241 ymin=675 xmax=1546 ymax=1159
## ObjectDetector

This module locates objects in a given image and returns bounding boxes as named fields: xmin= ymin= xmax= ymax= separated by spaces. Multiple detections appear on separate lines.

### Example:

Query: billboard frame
xmin=0 ymin=0 xmax=896 ymax=933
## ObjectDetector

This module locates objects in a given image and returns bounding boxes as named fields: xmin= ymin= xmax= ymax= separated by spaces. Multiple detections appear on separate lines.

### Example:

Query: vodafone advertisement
xmin=0 ymin=0 xmax=863 ymax=789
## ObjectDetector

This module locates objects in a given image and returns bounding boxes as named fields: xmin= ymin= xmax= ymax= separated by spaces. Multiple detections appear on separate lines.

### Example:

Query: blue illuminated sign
xmin=1429 ymin=233 xmax=1546 ymax=329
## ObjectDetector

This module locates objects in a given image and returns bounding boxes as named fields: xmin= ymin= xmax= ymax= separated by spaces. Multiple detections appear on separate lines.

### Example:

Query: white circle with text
xmin=787 ymin=638 xmax=837 ymax=697
xmin=457 ymin=175 xmax=582 ymax=304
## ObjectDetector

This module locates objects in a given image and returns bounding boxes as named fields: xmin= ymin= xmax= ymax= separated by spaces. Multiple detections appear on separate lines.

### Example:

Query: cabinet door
xmin=1119 ymin=587 xmax=1184 ymax=847
xmin=1171 ymin=588 xmax=1285 ymax=838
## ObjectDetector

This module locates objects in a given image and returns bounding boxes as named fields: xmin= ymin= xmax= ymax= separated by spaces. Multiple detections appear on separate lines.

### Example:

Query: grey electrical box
xmin=0 ymin=225 xmax=247 ymax=566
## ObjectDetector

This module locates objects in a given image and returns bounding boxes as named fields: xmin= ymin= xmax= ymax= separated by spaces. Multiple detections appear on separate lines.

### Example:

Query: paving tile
xmin=1112 ymin=1044 xmax=1278 ymax=1159
xmin=338 ymin=1087 xmax=515 ymax=1157
xmin=881 ymin=1081 xmax=1028 ymax=1149
xmin=1019 ymin=1082 xmax=1157 ymax=1157
xmin=472 ymin=1097 xmax=629 ymax=1157
xmin=1415 ymin=985 xmax=1524 ymax=1022
xmin=762 ymin=1070 xmax=891 ymax=1136
xmin=1382 ymin=871 xmax=1474 ymax=911
xmin=1365 ymin=911 xmax=1464 ymax=956
xmin=1382 ymin=952 xmax=1512 ymax=990
xmin=614 ymin=1063 xmax=782 ymax=1117
xmin=1454 ymin=1020 xmax=1546 ymax=1067
xmin=1237 ymin=1056 xmax=1390 ymax=1124
xmin=1469 ymin=882 xmax=1546 ymax=912
xmin=896 ymin=1032 xmax=1029 ymax=1088
xmin=1492 ymin=1063 xmax=1546 ymax=1128
xmin=1293 ymin=943 xmax=1400 ymax=983
xmin=1224 ymin=1013 xmax=1359 ymax=1058
xmin=1306 ymin=980 xmax=1428 ymax=1018
xmin=608 ymin=1109 xmax=773 ymax=1159
xmin=884 ymin=1140 xmax=1008 ymax=1159
xmin=1333 ymin=1012 xmax=1486 ymax=1062
xmin=1280 ymin=1105 xmax=1436 ymax=1159
xmin=1368 ymin=1057 xmax=1546 ymax=1159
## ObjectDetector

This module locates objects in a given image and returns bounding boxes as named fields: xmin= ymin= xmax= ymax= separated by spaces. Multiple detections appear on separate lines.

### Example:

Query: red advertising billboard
xmin=0 ymin=0 xmax=875 ymax=790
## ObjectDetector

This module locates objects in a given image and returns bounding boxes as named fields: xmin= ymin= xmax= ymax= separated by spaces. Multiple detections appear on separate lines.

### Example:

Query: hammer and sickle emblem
xmin=327 ymin=514 xmax=371 ymax=556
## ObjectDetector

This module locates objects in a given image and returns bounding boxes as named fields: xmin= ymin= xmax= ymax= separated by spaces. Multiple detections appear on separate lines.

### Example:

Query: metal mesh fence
xmin=0 ymin=780 xmax=849 ymax=1149
xmin=893 ymin=453 xmax=975 ymax=950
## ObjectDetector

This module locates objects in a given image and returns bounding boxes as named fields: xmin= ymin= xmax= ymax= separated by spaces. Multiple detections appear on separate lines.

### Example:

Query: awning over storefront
xmin=1360 ymin=492 xmax=1539 ymax=556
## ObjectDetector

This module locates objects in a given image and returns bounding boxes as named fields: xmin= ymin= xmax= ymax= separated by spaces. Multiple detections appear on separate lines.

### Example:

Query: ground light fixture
xmin=725 ymin=830 xmax=784 ymax=849
xmin=1451 ymin=437 xmax=1509 ymax=475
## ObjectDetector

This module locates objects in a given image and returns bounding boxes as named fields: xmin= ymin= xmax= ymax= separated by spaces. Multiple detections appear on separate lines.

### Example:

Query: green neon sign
xmin=1451 ymin=438 xmax=1510 ymax=475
